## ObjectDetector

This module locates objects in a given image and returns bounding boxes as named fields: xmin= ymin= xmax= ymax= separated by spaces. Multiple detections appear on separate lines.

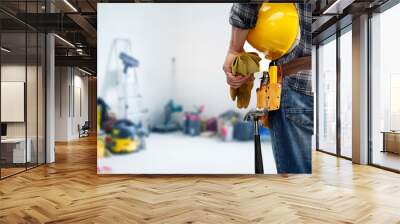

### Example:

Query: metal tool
xmin=244 ymin=108 xmax=268 ymax=174
xmin=244 ymin=71 xmax=269 ymax=174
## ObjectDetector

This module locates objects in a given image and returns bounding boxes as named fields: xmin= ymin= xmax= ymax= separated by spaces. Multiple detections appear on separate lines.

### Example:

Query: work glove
xmin=230 ymin=52 xmax=261 ymax=108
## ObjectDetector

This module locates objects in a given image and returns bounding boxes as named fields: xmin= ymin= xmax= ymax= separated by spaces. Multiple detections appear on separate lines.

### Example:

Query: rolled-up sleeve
xmin=229 ymin=3 xmax=261 ymax=29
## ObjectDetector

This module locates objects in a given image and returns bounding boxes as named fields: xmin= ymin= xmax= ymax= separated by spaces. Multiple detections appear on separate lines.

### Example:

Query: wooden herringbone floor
xmin=1 ymin=136 xmax=400 ymax=224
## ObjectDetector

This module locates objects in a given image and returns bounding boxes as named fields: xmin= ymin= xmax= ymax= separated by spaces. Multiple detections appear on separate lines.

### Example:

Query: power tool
xmin=153 ymin=100 xmax=183 ymax=133
xmin=108 ymin=119 xmax=141 ymax=154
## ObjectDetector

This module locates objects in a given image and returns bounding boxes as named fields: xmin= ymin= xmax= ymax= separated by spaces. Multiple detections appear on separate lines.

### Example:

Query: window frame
xmin=315 ymin=24 xmax=353 ymax=160
xmin=367 ymin=0 xmax=400 ymax=173
xmin=0 ymin=0 xmax=48 ymax=180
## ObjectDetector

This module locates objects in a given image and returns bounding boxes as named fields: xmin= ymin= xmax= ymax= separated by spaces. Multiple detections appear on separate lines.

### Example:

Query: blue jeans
xmin=269 ymin=72 xmax=313 ymax=174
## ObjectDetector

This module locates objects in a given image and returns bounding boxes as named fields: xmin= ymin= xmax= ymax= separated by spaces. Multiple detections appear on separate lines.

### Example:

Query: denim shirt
xmin=229 ymin=3 xmax=313 ymax=94
xmin=229 ymin=3 xmax=312 ymax=66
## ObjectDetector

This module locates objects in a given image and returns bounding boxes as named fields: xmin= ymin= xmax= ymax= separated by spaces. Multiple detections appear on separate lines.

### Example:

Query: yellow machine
xmin=97 ymin=137 xmax=106 ymax=158
xmin=247 ymin=3 xmax=300 ymax=61
xmin=97 ymin=98 xmax=141 ymax=154
xmin=110 ymin=136 xmax=139 ymax=153
xmin=97 ymin=101 xmax=106 ymax=157
xmin=108 ymin=120 xmax=140 ymax=153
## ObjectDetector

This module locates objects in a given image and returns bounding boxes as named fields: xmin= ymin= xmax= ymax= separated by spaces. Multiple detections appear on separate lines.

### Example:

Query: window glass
xmin=371 ymin=3 xmax=400 ymax=171
xmin=1 ymin=31 xmax=28 ymax=178
xmin=318 ymin=37 xmax=337 ymax=154
xmin=27 ymin=30 xmax=38 ymax=169
xmin=340 ymin=29 xmax=352 ymax=158
xmin=0 ymin=1 xmax=46 ymax=178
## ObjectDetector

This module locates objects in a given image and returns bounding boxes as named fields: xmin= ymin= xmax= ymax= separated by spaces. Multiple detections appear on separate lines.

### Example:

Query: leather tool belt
xmin=279 ymin=56 xmax=311 ymax=78
xmin=256 ymin=56 xmax=311 ymax=128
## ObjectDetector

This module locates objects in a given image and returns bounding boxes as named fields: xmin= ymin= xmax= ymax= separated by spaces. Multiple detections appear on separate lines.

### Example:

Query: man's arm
xmin=229 ymin=3 xmax=260 ymax=29
xmin=224 ymin=3 xmax=261 ymax=89
xmin=223 ymin=27 xmax=250 ymax=89
xmin=228 ymin=27 xmax=248 ymax=54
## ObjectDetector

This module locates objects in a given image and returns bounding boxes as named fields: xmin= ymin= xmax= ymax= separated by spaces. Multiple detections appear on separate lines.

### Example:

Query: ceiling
xmin=0 ymin=0 xmax=99 ymax=74
xmin=0 ymin=0 xmax=394 ymax=74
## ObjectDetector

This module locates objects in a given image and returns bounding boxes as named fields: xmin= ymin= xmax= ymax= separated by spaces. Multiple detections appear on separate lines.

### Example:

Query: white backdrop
xmin=98 ymin=3 xmax=268 ymax=124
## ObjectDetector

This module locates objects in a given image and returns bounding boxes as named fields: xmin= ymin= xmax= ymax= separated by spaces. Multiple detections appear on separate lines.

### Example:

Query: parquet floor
xmin=1 ymin=167 xmax=26 ymax=178
xmin=0 ymin=136 xmax=400 ymax=223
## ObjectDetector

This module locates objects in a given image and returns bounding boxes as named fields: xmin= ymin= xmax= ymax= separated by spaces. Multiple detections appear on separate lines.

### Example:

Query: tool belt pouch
xmin=256 ymin=84 xmax=267 ymax=109
xmin=265 ymin=65 xmax=281 ymax=111
xmin=257 ymin=82 xmax=281 ymax=128
xmin=256 ymin=65 xmax=282 ymax=128
xmin=265 ymin=82 xmax=281 ymax=111
xmin=263 ymin=57 xmax=311 ymax=112
xmin=256 ymin=84 xmax=269 ymax=128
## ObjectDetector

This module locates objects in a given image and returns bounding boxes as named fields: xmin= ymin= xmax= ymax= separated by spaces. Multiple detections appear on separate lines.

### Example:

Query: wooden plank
xmin=0 ymin=135 xmax=399 ymax=223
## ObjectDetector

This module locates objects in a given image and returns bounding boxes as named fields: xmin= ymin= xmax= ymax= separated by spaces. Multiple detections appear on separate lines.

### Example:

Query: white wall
xmin=55 ymin=67 xmax=68 ymax=141
xmin=98 ymin=4 xmax=265 ymax=125
xmin=172 ymin=5 xmax=267 ymax=118
xmin=72 ymin=73 xmax=89 ymax=137
xmin=1 ymin=65 xmax=32 ymax=138
xmin=98 ymin=4 xmax=177 ymax=125
xmin=1 ymin=64 xmax=46 ymax=163
xmin=55 ymin=67 xmax=89 ymax=141
xmin=75 ymin=75 xmax=89 ymax=119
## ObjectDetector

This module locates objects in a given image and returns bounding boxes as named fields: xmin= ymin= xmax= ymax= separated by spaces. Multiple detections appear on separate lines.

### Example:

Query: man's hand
xmin=223 ymin=50 xmax=254 ymax=89
xmin=224 ymin=27 xmax=253 ymax=89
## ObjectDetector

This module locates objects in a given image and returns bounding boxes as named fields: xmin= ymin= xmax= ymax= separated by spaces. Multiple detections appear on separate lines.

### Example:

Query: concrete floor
xmin=98 ymin=132 xmax=276 ymax=174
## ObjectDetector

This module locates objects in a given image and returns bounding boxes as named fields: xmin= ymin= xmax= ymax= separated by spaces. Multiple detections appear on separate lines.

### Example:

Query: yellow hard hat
xmin=247 ymin=3 xmax=300 ymax=61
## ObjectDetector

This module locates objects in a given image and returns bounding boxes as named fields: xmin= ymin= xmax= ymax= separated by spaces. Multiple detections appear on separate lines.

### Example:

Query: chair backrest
xmin=82 ymin=121 xmax=90 ymax=129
